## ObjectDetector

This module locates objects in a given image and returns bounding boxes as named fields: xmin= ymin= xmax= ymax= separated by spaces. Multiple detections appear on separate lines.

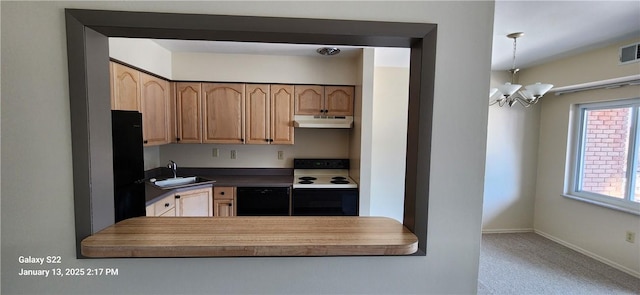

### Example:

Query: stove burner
xmin=298 ymin=180 xmax=314 ymax=184
xmin=299 ymin=176 xmax=317 ymax=181
xmin=332 ymin=176 xmax=347 ymax=180
xmin=330 ymin=180 xmax=350 ymax=184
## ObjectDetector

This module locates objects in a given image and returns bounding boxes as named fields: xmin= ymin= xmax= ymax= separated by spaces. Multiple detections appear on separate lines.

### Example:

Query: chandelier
xmin=490 ymin=32 xmax=554 ymax=107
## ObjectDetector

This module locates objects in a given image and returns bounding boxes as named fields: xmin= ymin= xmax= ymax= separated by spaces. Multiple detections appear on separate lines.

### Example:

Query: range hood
xmin=294 ymin=115 xmax=353 ymax=128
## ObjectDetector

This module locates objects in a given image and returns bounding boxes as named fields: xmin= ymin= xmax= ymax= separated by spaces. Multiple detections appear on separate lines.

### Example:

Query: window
xmin=567 ymin=98 xmax=640 ymax=215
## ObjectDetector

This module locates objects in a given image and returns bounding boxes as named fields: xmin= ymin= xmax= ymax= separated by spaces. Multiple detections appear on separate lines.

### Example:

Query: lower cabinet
xmin=213 ymin=186 xmax=236 ymax=217
xmin=146 ymin=187 xmax=213 ymax=217
xmin=146 ymin=194 xmax=176 ymax=217
xmin=176 ymin=187 xmax=213 ymax=217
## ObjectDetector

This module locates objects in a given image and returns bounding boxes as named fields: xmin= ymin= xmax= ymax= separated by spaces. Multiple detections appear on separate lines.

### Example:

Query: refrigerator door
xmin=112 ymin=110 xmax=146 ymax=222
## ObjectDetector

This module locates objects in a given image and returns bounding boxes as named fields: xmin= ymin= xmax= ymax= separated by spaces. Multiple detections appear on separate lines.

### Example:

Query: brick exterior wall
xmin=580 ymin=108 xmax=631 ymax=199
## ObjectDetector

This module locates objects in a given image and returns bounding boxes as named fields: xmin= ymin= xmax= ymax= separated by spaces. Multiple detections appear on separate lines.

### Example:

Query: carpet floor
xmin=478 ymin=233 xmax=640 ymax=295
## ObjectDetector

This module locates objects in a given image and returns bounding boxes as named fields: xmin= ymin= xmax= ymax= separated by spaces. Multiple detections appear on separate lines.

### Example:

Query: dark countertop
xmin=144 ymin=169 xmax=294 ymax=206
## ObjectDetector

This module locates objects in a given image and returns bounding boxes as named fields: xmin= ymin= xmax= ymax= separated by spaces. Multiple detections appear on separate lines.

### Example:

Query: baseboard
xmin=482 ymin=228 xmax=534 ymax=234
xmin=535 ymin=229 xmax=640 ymax=279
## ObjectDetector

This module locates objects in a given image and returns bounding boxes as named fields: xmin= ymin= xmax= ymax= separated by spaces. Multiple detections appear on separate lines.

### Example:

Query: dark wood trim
xmin=65 ymin=8 xmax=436 ymax=257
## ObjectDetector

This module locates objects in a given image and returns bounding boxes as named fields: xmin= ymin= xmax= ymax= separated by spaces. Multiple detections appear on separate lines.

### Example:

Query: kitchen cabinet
xmin=270 ymin=85 xmax=295 ymax=144
xmin=213 ymin=186 xmax=235 ymax=217
xmin=139 ymin=72 xmax=170 ymax=146
xmin=294 ymin=85 xmax=323 ymax=115
xmin=168 ymin=82 xmax=177 ymax=144
xmin=294 ymin=85 xmax=354 ymax=116
xmin=110 ymin=62 xmax=141 ymax=111
xmin=146 ymin=194 xmax=176 ymax=217
xmin=176 ymin=82 xmax=202 ymax=143
xmin=110 ymin=62 xmax=173 ymax=146
xmin=324 ymin=86 xmax=354 ymax=116
xmin=202 ymin=83 xmax=245 ymax=144
xmin=246 ymin=84 xmax=295 ymax=145
xmin=176 ymin=187 xmax=213 ymax=217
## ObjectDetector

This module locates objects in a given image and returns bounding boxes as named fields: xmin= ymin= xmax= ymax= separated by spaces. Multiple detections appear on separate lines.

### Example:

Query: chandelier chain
xmin=511 ymin=37 xmax=517 ymax=71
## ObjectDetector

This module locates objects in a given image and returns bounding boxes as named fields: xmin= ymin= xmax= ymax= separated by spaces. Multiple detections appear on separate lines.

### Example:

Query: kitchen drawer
xmin=154 ymin=194 xmax=176 ymax=216
xmin=214 ymin=186 xmax=235 ymax=200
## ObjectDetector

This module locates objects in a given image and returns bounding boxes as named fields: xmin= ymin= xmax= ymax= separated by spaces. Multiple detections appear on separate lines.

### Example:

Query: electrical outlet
xmin=230 ymin=150 xmax=237 ymax=159
xmin=212 ymin=148 xmax=219 ymax=158
xmin=278 ymin=151 xmax=284 ymax=160
xmin=626 ymin=231 xmax=636 ymax=243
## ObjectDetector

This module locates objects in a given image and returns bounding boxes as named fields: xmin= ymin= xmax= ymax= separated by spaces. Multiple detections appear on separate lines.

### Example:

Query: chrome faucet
xmin=167 ymin=160 xmax=177 ymax=178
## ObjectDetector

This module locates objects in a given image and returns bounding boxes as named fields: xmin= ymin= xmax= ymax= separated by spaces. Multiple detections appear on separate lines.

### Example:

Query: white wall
xmin=522 ymin=38 xmax=640 ymax=276
xmin=1 ymin=1 xmax=494 ymax=294
xmin=369 ymin=66 xmax=409 ymax=222
xmin=160 ymin=129 xmax=350 ymax=168
xmin=353 ymin=48 xmax=376 ymax=216
xmin=482 ymin=70 xmax=539 ymax=231
xmin=172 ymin=51 xmax=358 ymax=85
xmin=109 ymin=37 xmax=173 ymax=79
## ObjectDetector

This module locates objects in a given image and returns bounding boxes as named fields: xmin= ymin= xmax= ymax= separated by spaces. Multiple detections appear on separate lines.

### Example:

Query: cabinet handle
xmin=175 ymin=195 xmax=181 ymax=199
xmin=164 ymin=203 xmax=170 ymax=207
xmin=241 ymin=138 xmax=244 ymax=143
xmin=176 ymin=137 xmax=181 ymax=142
xmin=143 ymin=140 xmax=148 ymax=144
xmin=265 ymin=139 xmax=269 ymax=142
xmin=269 ymin=139 xmax=274 ymax=142
xmin=220 ymin=192 xmax=225 ymax=195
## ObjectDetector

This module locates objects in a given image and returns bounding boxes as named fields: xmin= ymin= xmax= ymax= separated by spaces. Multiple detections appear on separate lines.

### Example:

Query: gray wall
xmin=1 ymin=1 xmax=494 ymax=294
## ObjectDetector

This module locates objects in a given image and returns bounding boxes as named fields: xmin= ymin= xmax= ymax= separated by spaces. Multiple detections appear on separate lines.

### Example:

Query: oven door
xmin=292 ymin=188 xmax=358 ymax=216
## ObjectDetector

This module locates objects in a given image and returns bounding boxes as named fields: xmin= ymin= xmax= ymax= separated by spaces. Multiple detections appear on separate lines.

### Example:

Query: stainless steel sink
xmin=151 ymin=176 xmax=215 ymax=189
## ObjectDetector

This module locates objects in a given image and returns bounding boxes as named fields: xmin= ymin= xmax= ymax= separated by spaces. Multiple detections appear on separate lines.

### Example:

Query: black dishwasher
xmin=236 ymin=187 xmax=290 ymax=216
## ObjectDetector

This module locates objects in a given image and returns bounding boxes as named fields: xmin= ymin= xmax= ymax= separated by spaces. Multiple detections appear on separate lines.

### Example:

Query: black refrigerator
xmin=112 ymin=110 xmax=146 ymax=222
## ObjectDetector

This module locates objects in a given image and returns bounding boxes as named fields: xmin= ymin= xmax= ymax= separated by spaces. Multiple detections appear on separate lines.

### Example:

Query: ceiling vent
xmin=619 ymin=42 xmax=640 ymax=64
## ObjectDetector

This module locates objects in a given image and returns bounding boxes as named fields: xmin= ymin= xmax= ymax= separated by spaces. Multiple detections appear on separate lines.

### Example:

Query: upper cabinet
xmin=202 ymin=83 xmax=245 ymax=144
xmin=110 ymin=62 xmax=171 ymax=146
xmin=324 ymin=86 xmax=354 ymax=116
xmin=139 ymin=72 xmax=170 ymax=146
xmin=294 ymin=85 xmax=324 ymax=115
xmin=176 ymin=82 xmax=202 ymax=143
xmin=270 ymin=85 xmax=295 ymax=144
xmin=245 ymin=84 xmax=270 ymax=144
xmin=110 ymin=62 xmax=141 ymax=111
xmin=110 ymin=62 xmax=351 ymax=147
xmin=246 ymin=84 xmax=294 ymax=145
xmin=294 ymin=85 xmax=354 ymax=116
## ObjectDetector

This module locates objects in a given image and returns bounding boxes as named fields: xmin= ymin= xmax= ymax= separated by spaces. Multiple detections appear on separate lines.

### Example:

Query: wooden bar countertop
xmin=81 ymin=216 xmax=418 ymax=257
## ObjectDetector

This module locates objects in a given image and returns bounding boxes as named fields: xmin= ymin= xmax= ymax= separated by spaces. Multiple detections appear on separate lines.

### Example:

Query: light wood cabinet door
xmin=213 ymin=199 xmax=235 ymax=217
xmin=168 ymin=82 xmax=177 ymax=144
xmin=176 ymin=187 xmax=212 ymax=217
xmin=324 ymin=86 xmax=354 ymax=116
xmin=202 ymin=83 xmax=245 ymax=144
xmin=176 ymin=82 xmax=202 ymax=143
xmin=147 ymin=194 xmax=176 ymax=217
xmin=294 ymin=85 xmax=324 ymax=115
xmin=158 ymin=207 xmax=176 ymax=217
xmin=140 ymin=72 xmax=170 ymax=146
xmin=110 ymin=62 xmax=140 ymax=111
xmin=245 ymin=84 xmax=270 ymax=144
xmin=213 ymin=187 xmax=235 ymax=217
xmin=271 ymin=85 xmax=295 ymax=145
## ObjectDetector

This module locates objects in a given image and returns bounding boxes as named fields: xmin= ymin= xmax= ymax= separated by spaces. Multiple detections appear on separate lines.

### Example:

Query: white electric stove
xmin=292 ymin=159 xmax=359 ymax=216
xmin=293 ymin=169 xmax=358 ymax=189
